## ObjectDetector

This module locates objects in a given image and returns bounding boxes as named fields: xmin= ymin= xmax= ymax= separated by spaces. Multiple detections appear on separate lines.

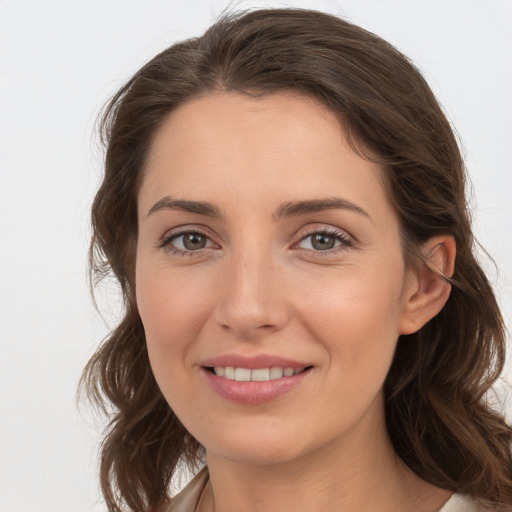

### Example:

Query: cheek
xmin=296 ymin=267 xmax=405 ymax=374
xmin=135 ymin=276 xmax=195 ymax=420
xmin=136 ymin=264 xmax=207 ymax=340
xmin=135 ymin=265 xmax=216 ymax=396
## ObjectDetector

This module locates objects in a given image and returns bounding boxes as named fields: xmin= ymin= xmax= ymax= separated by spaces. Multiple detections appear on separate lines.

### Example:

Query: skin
xmin=135 ymin=92 xmax=455 ymax=511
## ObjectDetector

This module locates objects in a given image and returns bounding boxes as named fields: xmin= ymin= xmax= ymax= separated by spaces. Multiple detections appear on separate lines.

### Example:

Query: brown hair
xmin=81 ymin=8 xmax=512 ymax=512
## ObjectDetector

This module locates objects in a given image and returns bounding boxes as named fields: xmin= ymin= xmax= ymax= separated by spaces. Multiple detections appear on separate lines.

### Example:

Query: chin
xmin=208 ymin=442 xmax=300 ymax=466
xmin=196 ymin=423 xmax=301 ymax=466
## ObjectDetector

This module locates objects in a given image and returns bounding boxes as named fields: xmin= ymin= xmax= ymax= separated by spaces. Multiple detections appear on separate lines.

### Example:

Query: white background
xmin=1 ymin=1 xmax=511 ymax=511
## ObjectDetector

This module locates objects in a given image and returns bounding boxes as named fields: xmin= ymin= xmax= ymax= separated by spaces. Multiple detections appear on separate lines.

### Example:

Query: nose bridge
xmin=215 ymin=233 xmax=288 ymax=337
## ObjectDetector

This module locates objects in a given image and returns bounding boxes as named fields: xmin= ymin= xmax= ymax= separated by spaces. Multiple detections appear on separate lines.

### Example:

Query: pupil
xmin=312 ymin=234 xmax=334 ymax=250
xmin=184 ymin=233 xmax=205 ymax=250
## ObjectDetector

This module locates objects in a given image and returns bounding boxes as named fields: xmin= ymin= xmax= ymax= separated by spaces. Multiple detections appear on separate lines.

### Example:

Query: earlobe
xmin=399 ymin=236 xmax=456 ymax=335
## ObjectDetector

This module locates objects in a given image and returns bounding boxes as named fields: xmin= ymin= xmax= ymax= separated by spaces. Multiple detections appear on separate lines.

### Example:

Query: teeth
xmin=234 ymin=368 xmax=251 ymax=381
xmin=212 ymin=366 xmax=305 ymax=381
xmin=270 ymin=367 xmax=284 ymax=379
xmin=251 ymin=368 xmax=270 ymax=381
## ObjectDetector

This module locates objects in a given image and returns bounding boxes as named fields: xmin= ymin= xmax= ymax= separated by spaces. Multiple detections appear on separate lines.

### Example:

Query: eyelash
xmin=157 ymin=226 xmax=353 ymax=258
xmin=298 ymin=227 xmax=353 ymax=256
xmin=158 ymin=228 xmax=216 ymax=258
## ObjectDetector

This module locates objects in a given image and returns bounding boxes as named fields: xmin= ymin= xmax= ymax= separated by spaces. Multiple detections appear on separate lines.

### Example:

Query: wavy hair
xmin=81 ymin=8 xmax=512 ymax=512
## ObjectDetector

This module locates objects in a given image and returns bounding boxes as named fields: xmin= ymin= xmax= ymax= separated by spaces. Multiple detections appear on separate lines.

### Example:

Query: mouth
xmin=204 ymin=365 xmax=313 ymax=381
xmin=200 ymin=361 xmax=314 ymax=405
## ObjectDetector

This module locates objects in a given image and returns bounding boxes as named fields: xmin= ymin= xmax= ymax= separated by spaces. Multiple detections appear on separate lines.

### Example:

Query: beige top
xmin=166 ymin=467 xmax=482 ymax=512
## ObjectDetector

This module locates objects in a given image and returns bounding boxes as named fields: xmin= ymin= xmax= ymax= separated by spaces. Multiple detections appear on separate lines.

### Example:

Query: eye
xmin=297 ymin=228 xmax=353 ymax=253
xmin=174 ymin=232 xmax=208 ymax=251
xmin=158 ymin=229 xmax=216 ymax=256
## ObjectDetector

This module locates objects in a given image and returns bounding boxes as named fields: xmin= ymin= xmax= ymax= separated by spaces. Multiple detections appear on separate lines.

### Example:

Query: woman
xmin=82 ymin=8 xmax=512 ymax=512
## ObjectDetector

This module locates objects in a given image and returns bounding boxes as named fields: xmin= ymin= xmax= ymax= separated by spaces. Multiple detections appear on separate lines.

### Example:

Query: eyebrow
xmin=147 ymin=196 xmax=371 ymax=221
xmin=273 ymin=197 xmax=370 ymax=220
xmin=148 ymin=197 xmax=221 ymax=217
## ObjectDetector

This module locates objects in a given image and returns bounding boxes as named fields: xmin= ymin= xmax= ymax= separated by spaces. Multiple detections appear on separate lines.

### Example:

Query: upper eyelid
xmin=159 ymin=224 xmax=351 ymax=241
xmin=292 ymin=225 xmax=354 ymax=248
xmin=159 ymin=224 xmax=213 ymax=241
xmin=298 ymin=225 xmax=351 ymax=238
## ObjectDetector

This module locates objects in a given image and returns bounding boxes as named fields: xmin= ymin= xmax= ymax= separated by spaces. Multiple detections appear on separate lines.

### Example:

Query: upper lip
xmin=199 ymin=353 xmax=311 ymax=370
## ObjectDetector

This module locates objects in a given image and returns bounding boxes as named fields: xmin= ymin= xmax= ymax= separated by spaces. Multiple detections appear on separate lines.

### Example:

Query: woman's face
xmin=136 ymin=92 xmax=417 ymax=465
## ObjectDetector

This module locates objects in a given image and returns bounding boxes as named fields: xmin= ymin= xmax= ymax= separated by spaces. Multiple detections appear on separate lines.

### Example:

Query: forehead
xmin=139 ymin=91 xmax=389 ymax=221
xmin=146 ymin=91 xmax=346 ymax=164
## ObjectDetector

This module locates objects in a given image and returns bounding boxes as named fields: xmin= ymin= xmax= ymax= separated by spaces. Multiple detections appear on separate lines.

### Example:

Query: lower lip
xmin=202 ymin=368 xmax=311 ymax=405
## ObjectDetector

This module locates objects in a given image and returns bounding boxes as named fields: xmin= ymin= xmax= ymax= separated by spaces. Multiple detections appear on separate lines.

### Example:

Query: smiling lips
xmin=200 ymin=355 xmax=312 ymax=405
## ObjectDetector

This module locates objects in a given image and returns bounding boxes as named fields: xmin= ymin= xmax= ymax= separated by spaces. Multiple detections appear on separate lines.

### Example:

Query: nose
xmin=214 ymin=242 xmax=290 ymax=340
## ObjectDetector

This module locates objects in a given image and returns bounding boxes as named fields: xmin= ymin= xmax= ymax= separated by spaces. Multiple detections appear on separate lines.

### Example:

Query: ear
xmin=399 ymin=235 xmax=456 ymax=335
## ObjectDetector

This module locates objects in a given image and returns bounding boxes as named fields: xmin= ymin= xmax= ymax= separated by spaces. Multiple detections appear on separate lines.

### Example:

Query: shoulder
xmin=438 ymin=493 xmax=497 ymax=512
xmin=163 ymin=467 xmax=209 ymax=512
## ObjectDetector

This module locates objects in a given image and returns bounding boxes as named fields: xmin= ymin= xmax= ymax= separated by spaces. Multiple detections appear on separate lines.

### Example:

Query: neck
xmin=198 ymin=406 xmax=451 ymax=512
